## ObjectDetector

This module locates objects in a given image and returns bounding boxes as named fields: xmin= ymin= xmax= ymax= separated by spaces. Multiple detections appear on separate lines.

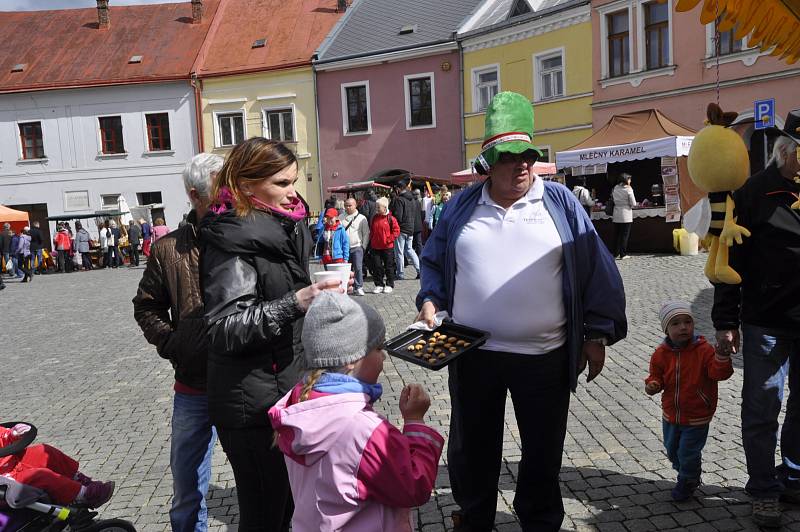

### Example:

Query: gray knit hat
xmin=659 ymin=300 xmax=693 ymax=333
xmin=302 ymin=291 xmax=386 ymax=369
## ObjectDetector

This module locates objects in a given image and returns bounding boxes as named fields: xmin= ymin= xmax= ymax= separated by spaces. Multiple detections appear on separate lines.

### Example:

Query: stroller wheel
xmin=78 ymin=518 xmax=137 ymax=532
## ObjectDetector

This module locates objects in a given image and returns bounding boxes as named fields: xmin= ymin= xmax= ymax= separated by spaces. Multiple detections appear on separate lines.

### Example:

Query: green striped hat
xmin=476 ymin=91 xmax=543 ymax=172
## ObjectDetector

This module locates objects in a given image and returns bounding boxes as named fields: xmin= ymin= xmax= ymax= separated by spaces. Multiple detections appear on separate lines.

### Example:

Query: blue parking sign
xmin=754 ymin=98 xmax=775 ymax=130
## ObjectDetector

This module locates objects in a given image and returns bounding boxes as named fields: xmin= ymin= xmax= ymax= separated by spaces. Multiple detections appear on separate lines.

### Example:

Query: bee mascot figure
xmin=684 ymin=103 xmax=751 ymax=284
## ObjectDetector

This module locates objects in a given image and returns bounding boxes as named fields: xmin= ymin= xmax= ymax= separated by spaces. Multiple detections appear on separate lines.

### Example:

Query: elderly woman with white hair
xmin=132 ymin=152 xmax=225 ymax=532
xmin=712 ymin=110 xmax=800 ymax=528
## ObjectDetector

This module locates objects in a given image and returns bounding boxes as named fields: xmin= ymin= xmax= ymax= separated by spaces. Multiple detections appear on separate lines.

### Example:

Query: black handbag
xmin=604 ymin=194 xmax=615 ymax=216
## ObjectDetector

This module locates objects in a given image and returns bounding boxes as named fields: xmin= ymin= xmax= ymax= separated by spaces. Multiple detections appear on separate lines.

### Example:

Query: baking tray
xmin=386 ymin=322 xmax=491 ymax=370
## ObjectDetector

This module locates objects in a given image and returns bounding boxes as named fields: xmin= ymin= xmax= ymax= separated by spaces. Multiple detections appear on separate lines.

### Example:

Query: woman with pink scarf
xmin=198 ymin=138 xmax=344 ymax=532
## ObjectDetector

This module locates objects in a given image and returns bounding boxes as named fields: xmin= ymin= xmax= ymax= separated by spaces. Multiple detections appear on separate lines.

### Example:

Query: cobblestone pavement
xmin=2 ymin=254 xmax=798 ymax=531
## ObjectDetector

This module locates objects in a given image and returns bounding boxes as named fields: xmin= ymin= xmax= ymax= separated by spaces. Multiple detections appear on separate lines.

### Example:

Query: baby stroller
xmin=0 ymin=422 xmax=136 ymax=532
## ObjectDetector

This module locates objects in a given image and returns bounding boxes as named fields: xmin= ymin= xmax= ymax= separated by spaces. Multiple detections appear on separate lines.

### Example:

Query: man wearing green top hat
xmin=416 ymin=92 xmax=627 ymax=531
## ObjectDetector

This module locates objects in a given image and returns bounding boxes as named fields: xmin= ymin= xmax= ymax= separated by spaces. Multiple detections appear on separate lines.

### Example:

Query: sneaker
xmin=372 ymin=286 xmax=384 ymax=294
xmin=671 ymin=478 xmax=700 ymax=501
xmin=73 ymin=472 xmax=93 ymax=486
xmin=383 ymin=286 xmax=393 ymax=294
xmin=752 ymin=497 xmax=781 ymax=528
xmin=78 ymin=481 xmax=115 ymax=508
xmin=354 ymin=288 xmax=365 ymax=296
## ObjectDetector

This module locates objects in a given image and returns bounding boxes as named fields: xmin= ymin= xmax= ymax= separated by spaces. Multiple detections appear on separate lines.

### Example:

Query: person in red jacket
xmin=369 ymin=197 xmax=400 ymax=294
xmin=645 ymin=301 xmax=733 ymax=501
xmin=0 ymin=423 xmax=115 ymax=507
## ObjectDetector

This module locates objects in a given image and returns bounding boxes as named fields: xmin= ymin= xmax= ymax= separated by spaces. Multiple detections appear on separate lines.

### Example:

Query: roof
xmin=458 ymin=0 xmax=586 ymax=36
xmin=0 ymin=1 xmax=220 ymax=94
xmin=316 ymin=0 xmax=485 ymax=63
xmin=194 ymin=0 xmax=345 ymax=77
xmin=566 ymin=109 xmax=696 ymax=151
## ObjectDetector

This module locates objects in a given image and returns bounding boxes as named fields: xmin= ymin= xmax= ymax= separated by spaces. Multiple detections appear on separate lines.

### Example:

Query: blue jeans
xmin=394 ymin=232 xmax=419 ymax=279
xmin=171 ymin=392 xmax=217 ymax=532
xmin=350 ymin=246 xmax=364 ymax=289
xmin=741 ymin=324 xmax=800 ymax=498
xmin=30 ymin=249 xmax=43 ymax=272
xmin=662 ymin=421 xmax=709 ymax=482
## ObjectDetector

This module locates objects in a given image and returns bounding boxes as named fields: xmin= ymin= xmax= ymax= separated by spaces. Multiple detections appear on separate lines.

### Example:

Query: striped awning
xmin=676 ymin=0 xmax=800 ymax=64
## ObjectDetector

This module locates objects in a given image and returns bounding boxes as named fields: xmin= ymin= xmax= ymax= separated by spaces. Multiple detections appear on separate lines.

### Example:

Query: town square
xmin=1 ymin=0 xmax=799 ymax=531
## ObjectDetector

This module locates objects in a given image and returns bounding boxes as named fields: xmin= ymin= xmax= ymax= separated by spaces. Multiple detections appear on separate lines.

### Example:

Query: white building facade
xmin=0 ymin=81 xmax=198 ymax=237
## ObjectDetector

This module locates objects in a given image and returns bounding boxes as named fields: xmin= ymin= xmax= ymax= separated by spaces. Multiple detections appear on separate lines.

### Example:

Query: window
xmin=145 ymin=113 xmax=171 ymax=151
xmin=18 ymin=122 xmax=44 ymax=159
xmin=538 ymin=147 xmax=551 ymax=163
xmin=264 ymin=108 xmax=295 ymax=141
xmin=101 ymin=194 xmax=120 ymax=210
xmin=644 ymin=1 xmax=670 ymax=69
xmin=607 ymin=11 xmax=630 ymax=77
xmin=137 ymin=191 xmax=162 ymax=205
xmin=216 ymin=112 xmax=245 ymax=147
xmin=98 ymin=116 xmax=125 ymax=154
xmin=536 ymin=52 xmax=564 ymax=100
xmin=714 ymin=17 xmax=744 ymax=56
xmin=405 ymin=74 xmax=435 ymax=128
xmin=473 ymin=66 xmax=499 ymax=111
xmin=341 ymin=82 xmax=371 ymax=135
xmin=64 ymin=191 xmax=90 ymax=212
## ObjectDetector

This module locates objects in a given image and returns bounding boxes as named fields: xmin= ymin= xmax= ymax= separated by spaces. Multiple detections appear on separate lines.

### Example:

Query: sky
xmin=1 ymin=0 xmax=185 ymax=10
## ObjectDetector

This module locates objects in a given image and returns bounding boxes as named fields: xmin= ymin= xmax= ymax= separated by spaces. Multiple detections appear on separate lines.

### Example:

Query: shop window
xmin=607 ymin=11 xmax=630 ymax=77
xmin=405 ymin=73 xmax=435 ymax=128
xmin=341 ymin=81 xmax=371 ymax=135
xmin=145 ymin=113 xmax=171 ymax=151
xmin=19 ymin=121 xmax=45 ymax=159
xmin=101 ymin=193 xmax=120 ymax=210
xmin=536 ymin=51 xmax=564 ymax=100
xmin=99 ymin=116 xmax=125 ymax=154
xmin=216 ymin=112 xmax=245 ymax=147
xmin=473 ymin=66 xmax=499 ymax=111
xmin=264 ymin=108 xmax=295 ymax=141
xmin=644 ymin=1 xmax=670 ymax=69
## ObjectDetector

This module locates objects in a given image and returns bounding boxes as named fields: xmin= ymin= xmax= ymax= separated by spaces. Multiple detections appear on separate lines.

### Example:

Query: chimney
xmin=337 ymin=0 xmax=348 ymax=12
xmin=191 ymin=0 xmax=203 ymax=24
xmin=97 ymin=0 xmax=110 ymax=30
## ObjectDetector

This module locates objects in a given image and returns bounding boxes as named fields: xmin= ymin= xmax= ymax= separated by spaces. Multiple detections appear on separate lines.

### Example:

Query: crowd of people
xmin=3 ymin=93 xmax=798 ymax=532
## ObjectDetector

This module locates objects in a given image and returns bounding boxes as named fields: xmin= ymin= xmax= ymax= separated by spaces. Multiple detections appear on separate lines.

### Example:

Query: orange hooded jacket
xmin=646 ymin=336 xmax=733 ymax=426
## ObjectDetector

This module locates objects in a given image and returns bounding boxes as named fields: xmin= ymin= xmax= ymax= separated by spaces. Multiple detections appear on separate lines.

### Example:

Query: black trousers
xmin=129 ymin=244 xmax=139 ymax=267
xmin=81 ymin=252 xmax=93 ymax=270
xmin=448 ymin=347 xmax=571 ymax=532
xmin=217 ymin=426 xmax=292 ymax=532
xmin=412 ymin=230 xmax=423 ymax=259
xmin=371 ymin=248 xmax=395 ymax=288
xmin=613 ymin=222 xmax=632 ymax=258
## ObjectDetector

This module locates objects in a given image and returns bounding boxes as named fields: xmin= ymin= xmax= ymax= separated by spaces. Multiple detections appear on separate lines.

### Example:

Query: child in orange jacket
xmin=645 ymin=301 xmax=733 ymax=501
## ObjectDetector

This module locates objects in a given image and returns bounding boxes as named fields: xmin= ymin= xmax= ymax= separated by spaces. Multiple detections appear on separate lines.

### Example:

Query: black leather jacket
xmin=199 ymin=207 xmax=312 ymax=429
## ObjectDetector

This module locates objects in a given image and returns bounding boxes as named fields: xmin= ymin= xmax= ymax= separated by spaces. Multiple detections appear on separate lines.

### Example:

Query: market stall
xmin=556 ymin=109 xmax=706 ymax=253
xmin=0 ymin=205 xmax=29 ymax=234
xmin=47 ymin=210 xmax=130 ymax=267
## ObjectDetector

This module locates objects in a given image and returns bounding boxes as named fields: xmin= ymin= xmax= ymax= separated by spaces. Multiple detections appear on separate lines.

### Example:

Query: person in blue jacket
xmin=416 ymin=92 xmax=627 ymax=532
xmin=320 ymin=208 xmax=349 ymax=265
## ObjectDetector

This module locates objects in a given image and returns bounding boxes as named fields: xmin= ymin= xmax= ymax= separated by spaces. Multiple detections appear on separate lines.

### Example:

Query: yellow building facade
xmin=460 ymin=2 xmax=593 ymax=166
xmin=199 ymin=67 xmax=324 ymax=211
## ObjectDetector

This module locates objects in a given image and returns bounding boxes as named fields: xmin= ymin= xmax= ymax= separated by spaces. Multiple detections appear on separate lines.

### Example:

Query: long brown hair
xmin=212 ymin=137 xmax=298 ymax=217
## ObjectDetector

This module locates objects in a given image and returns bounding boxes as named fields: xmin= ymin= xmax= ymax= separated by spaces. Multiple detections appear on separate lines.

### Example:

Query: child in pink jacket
xmin=269 ymin=291 xmax=443 ymax=532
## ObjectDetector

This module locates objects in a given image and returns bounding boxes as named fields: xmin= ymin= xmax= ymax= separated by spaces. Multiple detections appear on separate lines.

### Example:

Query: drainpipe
xmin=457 ymin=38 xmax=467 ymax=169
xmin=313 ymin=66 xmax=324 ymax=213
xmin=191 ymin=74 xmax=205 ymax=153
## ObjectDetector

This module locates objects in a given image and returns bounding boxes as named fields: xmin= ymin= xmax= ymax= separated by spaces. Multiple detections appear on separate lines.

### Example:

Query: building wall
xmin=591 ymin=0 xmax=800 ymax=130
xmin=199 ymin=67 xmax=323 ymax=211
xmin=461 ymin=6 xmax=594 ymax=166
xmin=316 ymin=50 xmax=463 ymax=190
xmin=0 ymin=82 xmax=197 ymax=236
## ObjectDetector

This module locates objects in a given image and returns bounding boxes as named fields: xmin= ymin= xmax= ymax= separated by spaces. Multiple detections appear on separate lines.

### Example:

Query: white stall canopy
xmin=556 ymin=136 xmax=694 ymax=168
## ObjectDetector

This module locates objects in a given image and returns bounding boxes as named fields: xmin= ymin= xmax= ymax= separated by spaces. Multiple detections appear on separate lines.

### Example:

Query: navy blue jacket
xmin=416 ymin=180 xmax=627 ymax=391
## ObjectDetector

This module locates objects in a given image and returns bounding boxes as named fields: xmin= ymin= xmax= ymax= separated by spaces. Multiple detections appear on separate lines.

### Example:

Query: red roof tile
xmin=194 ymin=0 xmax=345 ymax=77
xmin=0 ymin=1 xmax=220 ymax=94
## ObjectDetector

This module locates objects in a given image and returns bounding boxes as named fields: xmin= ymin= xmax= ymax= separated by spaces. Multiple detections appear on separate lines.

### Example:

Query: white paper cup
xmin=312 ymin=271 xmax=343 ymax=290
xmin=326 ymin=263 xmax=351 ymax=289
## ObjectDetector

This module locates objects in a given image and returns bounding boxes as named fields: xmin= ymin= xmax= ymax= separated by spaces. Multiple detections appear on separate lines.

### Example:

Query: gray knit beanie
xmin=302 ymin=291 xmax=386 ymax=369
xmin=659 ymin=300 xmax=693 ymax=333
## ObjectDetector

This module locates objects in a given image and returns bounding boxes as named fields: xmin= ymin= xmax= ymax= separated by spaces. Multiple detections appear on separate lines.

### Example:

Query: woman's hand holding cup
xmin=296 ymin=278 xmax=344 ymax=311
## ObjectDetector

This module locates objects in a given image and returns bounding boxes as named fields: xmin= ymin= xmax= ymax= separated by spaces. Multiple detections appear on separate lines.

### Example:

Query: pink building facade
xmin=591 ymin=0 xmax=800 ymax=170
xmin=315 ymin=48 xmax=464 ymax=189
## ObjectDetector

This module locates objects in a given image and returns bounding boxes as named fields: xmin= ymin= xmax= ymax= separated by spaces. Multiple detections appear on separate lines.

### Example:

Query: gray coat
xmin=128 ymin=224 xmax=142 ymax=246
xmin=75 ymin=228 xmax=91 ymax=253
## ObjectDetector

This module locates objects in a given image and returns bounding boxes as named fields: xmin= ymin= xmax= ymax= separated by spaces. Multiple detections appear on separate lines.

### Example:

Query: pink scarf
xmin=210 ymin=186 xmax=308 ymax=222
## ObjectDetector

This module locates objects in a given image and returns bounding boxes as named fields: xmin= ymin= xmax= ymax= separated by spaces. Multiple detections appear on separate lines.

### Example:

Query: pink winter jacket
xmin=268 ymin=384 xmax=444 ymax=532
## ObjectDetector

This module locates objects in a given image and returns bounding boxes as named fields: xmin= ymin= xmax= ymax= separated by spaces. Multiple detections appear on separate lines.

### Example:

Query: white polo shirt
xmin=451 ymin=177 xmax=566 ymax=355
